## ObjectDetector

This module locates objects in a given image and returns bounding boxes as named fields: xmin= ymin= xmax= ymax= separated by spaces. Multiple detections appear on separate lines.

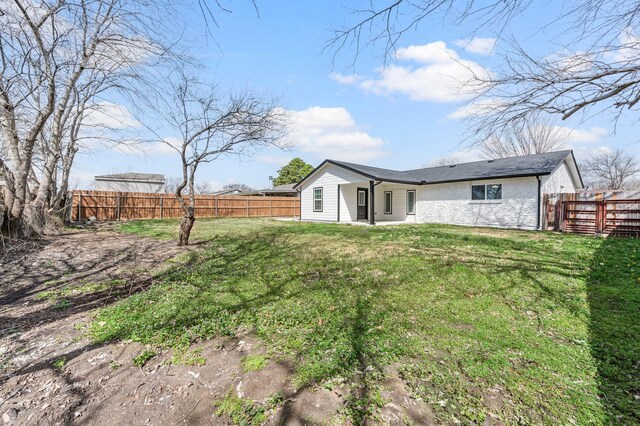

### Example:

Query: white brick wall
xmin=416 ymin=177 xmax=539 ymax=229
xmin=541 ymin=163 xmax=576 ymax=193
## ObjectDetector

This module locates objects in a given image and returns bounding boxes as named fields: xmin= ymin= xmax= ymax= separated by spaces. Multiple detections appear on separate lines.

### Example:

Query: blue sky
xmin=72 ymin=1 xmax=640 ymax=190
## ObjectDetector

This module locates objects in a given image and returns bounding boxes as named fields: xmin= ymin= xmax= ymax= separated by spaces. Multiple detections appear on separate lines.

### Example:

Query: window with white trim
xmin=406 ymin=190 xmax=416 ymax=214
xmin=471 ymin=184 xmax=502 ymax=200
xmin=384 ymin=191 xmax=392 ymax=214
xmin=313 ymin=187 xmax=323 ymax=211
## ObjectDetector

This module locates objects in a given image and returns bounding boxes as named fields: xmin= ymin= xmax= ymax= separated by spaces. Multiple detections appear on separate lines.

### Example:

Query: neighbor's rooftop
xmin=94 ymin=173 xmax=165 ymax=183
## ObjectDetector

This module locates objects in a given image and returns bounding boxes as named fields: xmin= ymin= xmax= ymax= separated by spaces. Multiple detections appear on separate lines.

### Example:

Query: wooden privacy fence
xmin=544 ymin=191 xmax=640 ymax=237
xmin=70 ymin=190 xmax=300 ymax=221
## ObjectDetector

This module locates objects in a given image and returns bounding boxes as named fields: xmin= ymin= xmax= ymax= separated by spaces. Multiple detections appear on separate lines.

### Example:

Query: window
xmin=313 ymin=187 xmax=323 ymax=211
xmin=487 ymin=184 xmax=502 ymax=200
xmin=358 ymin=190 xmax=366 ymax=206
xmin=406 ymin=190 xmax=416 ymax=215
xmin=471 ymin=184 xmax=502 ymax=201
xmin=471 ymin=185 xmax=485 ymax=200
xmin=384 ymin=191 xmax=392 ymax=214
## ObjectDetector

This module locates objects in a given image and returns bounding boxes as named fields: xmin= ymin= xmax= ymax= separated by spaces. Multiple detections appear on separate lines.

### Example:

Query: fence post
xmin=116 ymin=192 xmax=121 ymax=221
xmin=77 ymin=192 xmax=82 ymax=222
xmin=561 ymin=195 xmax=566 ymax=233
xmin=270 ymin=199 xmax=273 ymax=217
xmin=596 ymin=200 xmax=606 ymax=234
xmin=247 ymin=198 xmax=250 ymax=218
xmin=214 ymin=197 xmax=218 ymax=218
xmin=159 ymin=196 xmax=164 ymax=219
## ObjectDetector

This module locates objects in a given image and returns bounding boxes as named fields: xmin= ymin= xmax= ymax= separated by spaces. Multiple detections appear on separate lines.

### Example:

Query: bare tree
xmin=582 ymin=149 xmax=639 ymax=190
xmin=222 ymin=183 xmax=254 ymax=193
xmin=164 ymin=177 xmax=183 ymax=194
xmin=425 ymin=156 xmax=458 ymax=167
xmin=195 ymin=181 xmax=214 ymax=194
xmin=0 ymin=0 xmax=238 ymax=238
xmin=0 ymin=0 xmax=176 ymax=237
xmin=328 ymin=1 xmax=640 ymax=137
xmin=481 ymin=115 xmax=565 ymax=159
xmin=154 ymin=72 xmax=288 ymax=246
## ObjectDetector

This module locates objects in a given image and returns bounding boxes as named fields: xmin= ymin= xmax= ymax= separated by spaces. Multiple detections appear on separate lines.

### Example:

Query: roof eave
xmin=420 ymin=172 xmax=552 ymax=185
xmin=293 ymin=159 xmax=421 ymax=189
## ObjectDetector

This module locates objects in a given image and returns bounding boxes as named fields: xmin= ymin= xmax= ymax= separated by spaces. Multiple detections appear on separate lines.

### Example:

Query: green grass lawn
xmin=91 ymin=218 xmax=640 ymax=424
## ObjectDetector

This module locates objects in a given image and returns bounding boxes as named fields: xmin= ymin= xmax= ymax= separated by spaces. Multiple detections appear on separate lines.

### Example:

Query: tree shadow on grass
xmin=586 ymin=236 xmax=640 ymax=423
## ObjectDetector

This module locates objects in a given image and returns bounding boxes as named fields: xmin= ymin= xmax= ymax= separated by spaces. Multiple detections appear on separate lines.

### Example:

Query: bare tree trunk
xmin=178 ymin=207 xmax=195 ymax=246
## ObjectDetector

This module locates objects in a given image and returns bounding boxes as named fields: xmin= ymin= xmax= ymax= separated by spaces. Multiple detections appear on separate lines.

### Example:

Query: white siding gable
xmin=300 ymin=164 xmax=366 ymax=221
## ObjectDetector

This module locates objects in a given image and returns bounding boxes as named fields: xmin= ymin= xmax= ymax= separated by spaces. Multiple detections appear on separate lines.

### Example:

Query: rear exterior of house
xmin=294 ymin=151 xmax=582 ymax=230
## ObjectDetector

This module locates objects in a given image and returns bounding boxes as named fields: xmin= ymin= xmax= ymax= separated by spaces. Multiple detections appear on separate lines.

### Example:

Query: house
xmin=212 ymin=188 xmax=246 ymax=196
xmin=247 ymin=184 xmax=299 ymax=197
xmin=94 ymin=173 xmax=165 ymax=193
xmin=294 ymin=150 xmax=582 ymax=229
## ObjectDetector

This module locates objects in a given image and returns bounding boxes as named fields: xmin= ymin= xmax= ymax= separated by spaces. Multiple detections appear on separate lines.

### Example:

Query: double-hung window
xmin=313 ymin=187 xmax=323 ymax=212
xmin=384 ymin=191 xmax=392 ymax=214
xmin=406 ymin=190 xmax=416 ymax=215
xmin=471 ymin=184 xmax=502 ymax=201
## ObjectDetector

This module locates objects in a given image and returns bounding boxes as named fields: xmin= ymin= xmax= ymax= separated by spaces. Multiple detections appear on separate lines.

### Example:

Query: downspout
xmin=536 ymin=176 xmax=542 ymax=230
xmin=370 ymin=180 xmax=383 ymax=226
xmin=337 ymin=184 xmax=341 ymax=222
xmin=297 ymin=188 xmax=302 ymax=221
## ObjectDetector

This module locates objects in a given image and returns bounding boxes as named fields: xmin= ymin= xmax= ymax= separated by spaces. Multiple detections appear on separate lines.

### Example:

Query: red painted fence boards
xmin=543 ymin=191 xmax=640 ymax=237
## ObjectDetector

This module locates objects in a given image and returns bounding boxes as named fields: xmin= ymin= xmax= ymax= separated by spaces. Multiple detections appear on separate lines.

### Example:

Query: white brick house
xmin=293 ymin=151 xmax=582 ymax=230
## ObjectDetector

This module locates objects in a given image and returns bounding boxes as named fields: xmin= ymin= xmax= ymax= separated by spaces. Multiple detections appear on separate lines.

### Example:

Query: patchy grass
xmin=89 ymin=219 xmax=640 ymax=424
xmin=36 ymin=279 xmax=126 ymax=306
xmin=171 ymin=348 xmax=206 ymax=366
xmin=241 ymin=354 xmax=268 ymax=372
xmin=52 ymin=356 xmax=67 ymax=370
xmin=215 ymin=391 xmax=283 ymax=426
xmin=132 ymin=348 xmax=157 ymax=367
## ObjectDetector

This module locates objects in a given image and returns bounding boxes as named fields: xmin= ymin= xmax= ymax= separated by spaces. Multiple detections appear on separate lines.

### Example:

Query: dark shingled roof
xmin=404 ymin=150 xmax=575 ymax=184
xmin=328 ymin=160 xmax=421 ymax=184
xmin=295 ymin=150 xmax=579 ymax=188
xmin=94 ymin=173 xmax=165 ymax=182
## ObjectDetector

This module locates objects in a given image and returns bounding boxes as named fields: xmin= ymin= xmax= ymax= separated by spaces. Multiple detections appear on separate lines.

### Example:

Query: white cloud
xmin=257 ymin=155 xmax=293 ymax=167
xmin=453 ymin=37 xmax=496 ymax=56
xmin=571 ymin=145 xmax=613 ymax=162
xmin=329 ymin=72 xmax=364 ymax=84
xmin=553 ymin=126 xmax=608 ymax=144
xmin=395 ymin=41 xmax=459 ymax=63
xmin=334 ymin=41 xmax=490 ymax=103
xmin=447 ymin=98 xmax=503 ymax=119
xmin=83 ymin=102 xmax=140 ymax=129
xmin=604 ymin=27 xmax=640 ymax=62
xmin=288 ymin=106 xmax=389 ymax=162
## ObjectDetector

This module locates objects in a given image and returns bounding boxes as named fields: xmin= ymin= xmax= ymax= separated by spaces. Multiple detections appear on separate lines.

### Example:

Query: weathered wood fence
xmin=70 ymin=190 xmax=300 ymax=221
xmin=544 ymin=191 xmax=640 ymax=237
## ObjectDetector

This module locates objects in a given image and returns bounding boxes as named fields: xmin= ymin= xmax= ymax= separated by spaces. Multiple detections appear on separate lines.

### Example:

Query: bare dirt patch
xmin=0 ymin=227 xmax=438 ymax=425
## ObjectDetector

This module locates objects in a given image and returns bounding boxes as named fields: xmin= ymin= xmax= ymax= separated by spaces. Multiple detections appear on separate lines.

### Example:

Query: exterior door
xmin=357 ymin=188 xmax=368 ymax=220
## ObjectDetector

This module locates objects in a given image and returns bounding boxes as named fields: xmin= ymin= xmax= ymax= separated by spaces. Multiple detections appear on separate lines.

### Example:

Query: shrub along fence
xmin=70 ymin=190 xmax=300 ymax=221
xmin=543 ymin=191 xmax=640 ymax=237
